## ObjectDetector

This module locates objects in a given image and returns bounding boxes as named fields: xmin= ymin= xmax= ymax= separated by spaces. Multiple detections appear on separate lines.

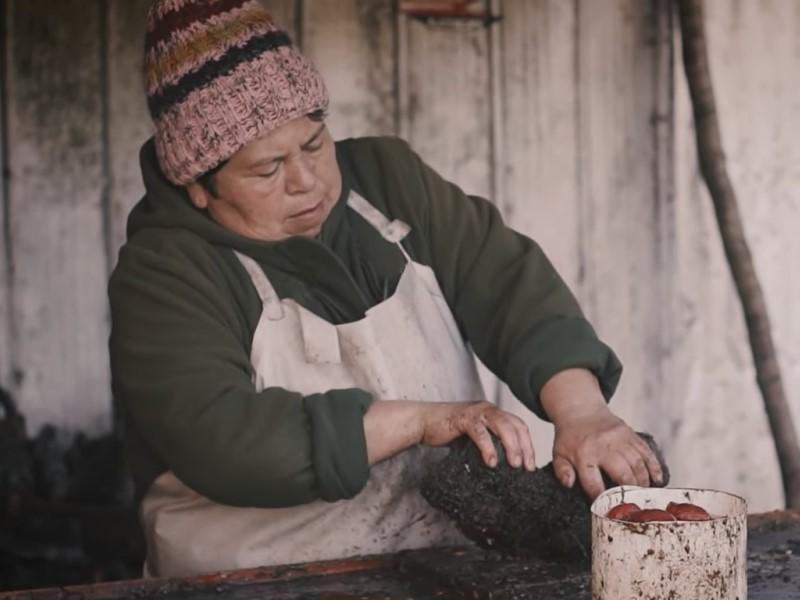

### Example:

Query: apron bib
xmin=141 ymin=191 xmax=486 ymax=577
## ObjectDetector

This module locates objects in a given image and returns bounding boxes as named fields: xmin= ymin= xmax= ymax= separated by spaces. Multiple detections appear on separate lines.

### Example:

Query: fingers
xmin=575 ymin=461 xmax=605 ymax=499
xmin=623 ymin=448 xmax=651 ymax=487
xmin=485 ymin=410 xmax=536 ymax=471
xmin=485 ymin=415 xmax=522 ymax=468
xmin=553 ymin=455 xmax=575 ymax=488
xmin=518 ymin=422 xmax=536 ymax=471
xmin=551 ymin=408 xmax=667 ymax=498
xmin=568 ymin=445 xmax=656 ymax=498
xmin=634 ymin=437 xmax=664 ymax=485
xmin=616 ymin=435 xmax=663 ymax=487
xmin=604 ymin=452 xmax=640 ymax=487
xmin=562 ymin=451 xmax=649 ymax=500
xmin=465 ymin=422 xmax=498 ymax=468
xmin=461 ymin=404 xmax=536 ymax=471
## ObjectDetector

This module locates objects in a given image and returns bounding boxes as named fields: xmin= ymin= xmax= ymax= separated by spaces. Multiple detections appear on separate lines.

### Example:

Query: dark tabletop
xmin=3 ymin=512 xmax=799 ymax=600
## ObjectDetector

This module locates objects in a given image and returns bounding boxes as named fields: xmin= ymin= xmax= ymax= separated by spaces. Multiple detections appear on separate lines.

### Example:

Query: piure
xmin=606 ymin=501 xmax=711 ymax=522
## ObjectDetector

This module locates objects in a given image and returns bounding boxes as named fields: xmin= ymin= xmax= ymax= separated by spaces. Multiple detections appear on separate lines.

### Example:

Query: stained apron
xmin=140 ymin=191 xmax=485 ymax=577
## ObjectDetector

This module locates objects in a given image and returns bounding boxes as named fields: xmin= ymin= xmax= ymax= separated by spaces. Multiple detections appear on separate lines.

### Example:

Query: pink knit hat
xmin=144 ymin=0 xmax=329 ymax=185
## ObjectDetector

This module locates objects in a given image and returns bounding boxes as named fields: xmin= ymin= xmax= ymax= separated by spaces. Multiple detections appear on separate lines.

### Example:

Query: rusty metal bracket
xmin=399 ymin=1 xmax=501 ymax=25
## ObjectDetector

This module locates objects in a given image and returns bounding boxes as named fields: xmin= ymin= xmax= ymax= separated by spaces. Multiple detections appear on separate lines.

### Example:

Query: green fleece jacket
xmin=108 ymin=135 xmax=622 ymax=509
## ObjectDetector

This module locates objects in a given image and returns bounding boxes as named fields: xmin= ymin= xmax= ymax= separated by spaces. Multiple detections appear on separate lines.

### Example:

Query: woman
xmin=109 ymin=0 xmax=662 ymax=577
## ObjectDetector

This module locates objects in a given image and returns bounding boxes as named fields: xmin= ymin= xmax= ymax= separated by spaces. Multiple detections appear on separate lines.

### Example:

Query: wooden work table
xmin=2 ymin=511 xmax=799 ymax=600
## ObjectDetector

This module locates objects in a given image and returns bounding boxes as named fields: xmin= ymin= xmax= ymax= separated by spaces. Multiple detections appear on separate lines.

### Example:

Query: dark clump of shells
xmin=421 ymin=432 xmax=670 ymax=562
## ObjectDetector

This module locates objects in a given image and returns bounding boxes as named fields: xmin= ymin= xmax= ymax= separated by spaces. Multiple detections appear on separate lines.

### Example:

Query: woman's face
xmin=186 ymin=115 xmax=342 ymax=241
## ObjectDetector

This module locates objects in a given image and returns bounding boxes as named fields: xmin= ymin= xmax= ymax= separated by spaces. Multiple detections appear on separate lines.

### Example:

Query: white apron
xmin=140 ymin=191 xmax=485 ymax=577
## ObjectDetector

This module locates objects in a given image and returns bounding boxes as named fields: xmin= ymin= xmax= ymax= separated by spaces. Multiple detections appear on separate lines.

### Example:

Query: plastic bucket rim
xmin=591 ymin=485 xmax=748 ymax=522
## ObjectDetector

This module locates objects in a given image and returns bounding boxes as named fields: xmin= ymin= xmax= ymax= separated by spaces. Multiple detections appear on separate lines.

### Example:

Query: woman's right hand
xmin=420 ymin=401 xmax=536 ymax=471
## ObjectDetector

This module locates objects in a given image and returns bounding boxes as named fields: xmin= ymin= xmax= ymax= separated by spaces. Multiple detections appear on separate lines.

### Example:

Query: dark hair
xmin=197 ymin=158 xmax=226 ymax=197
xmin=196 ymin=108 xmax=328 ymax=197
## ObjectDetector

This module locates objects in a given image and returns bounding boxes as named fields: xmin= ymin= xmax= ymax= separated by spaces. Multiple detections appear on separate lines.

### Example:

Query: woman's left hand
xmin=550 ymin=405 xmax=663 ymax=499
xmin=540 ymin=369 xmax=663 ymax=499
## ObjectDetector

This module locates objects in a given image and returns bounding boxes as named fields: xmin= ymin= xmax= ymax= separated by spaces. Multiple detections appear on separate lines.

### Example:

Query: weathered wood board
xmin=0 ymin=1 xmax=11 ymax=395
xmin=399 ymin=14 xmax=492 ymax=200
xmin=570 ymin=0 xmax=672 ymax=441
xmin=302 ymin=0 xmax=396 ymax=140
xmin=4 ymin=1 xmax=111 ymax=435
xmin=106 ymin=0 xmax=154 ymax=264
xmin=497 ymin=0 xmax=582 ymax=290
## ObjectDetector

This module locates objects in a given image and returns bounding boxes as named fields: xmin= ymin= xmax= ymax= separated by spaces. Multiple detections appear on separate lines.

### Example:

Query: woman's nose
xmin=284 ymin=155 xmax=316 ymax=194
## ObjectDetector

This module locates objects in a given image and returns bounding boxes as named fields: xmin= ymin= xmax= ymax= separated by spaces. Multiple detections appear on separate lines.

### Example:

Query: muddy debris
xmin=421 ymin=432 xmax=670 ymax=562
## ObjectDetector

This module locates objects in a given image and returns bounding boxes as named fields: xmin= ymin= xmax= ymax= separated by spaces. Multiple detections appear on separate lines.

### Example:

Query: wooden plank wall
xmin=571 ymin=0 xmax=673 ymax=440
xmin=107 ymin=1 xmax=155 ymax=263
xmin=303 ymin=0 xmax=396 ymax=138
xmin=0 ymin=0 xmax=797 ymax=511
xmin=4 ymin=1 xmax=111 ymax=433
xmin=0 ymin=2 xmax=10 ymax=396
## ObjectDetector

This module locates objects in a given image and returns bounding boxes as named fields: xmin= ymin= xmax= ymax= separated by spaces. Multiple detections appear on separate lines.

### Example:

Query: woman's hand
xmin=541 ymin=369 xmax=663 ymax=499
xmin=420 ymin=401 xmax=536 ymax=471
xmin=363 ymin=400 xmax=534 ymax=470
xmin=551 ymin=406 xmax=663 ymax=498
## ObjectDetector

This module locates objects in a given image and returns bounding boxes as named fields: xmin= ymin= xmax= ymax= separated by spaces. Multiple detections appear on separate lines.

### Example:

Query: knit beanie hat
xmin=144 ymin=0 xmax=329 ymax=186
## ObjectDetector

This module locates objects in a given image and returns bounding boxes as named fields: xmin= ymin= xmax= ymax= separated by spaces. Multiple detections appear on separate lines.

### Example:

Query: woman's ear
xmin=186 ymin=182 xmax=210 ymax=210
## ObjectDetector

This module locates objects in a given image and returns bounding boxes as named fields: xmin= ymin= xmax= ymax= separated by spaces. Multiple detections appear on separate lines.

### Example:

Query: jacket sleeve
xmin=401 ymin=144 xmax=622 ymax=418
xmin=109 ymin=234 xmax=372 ymax=508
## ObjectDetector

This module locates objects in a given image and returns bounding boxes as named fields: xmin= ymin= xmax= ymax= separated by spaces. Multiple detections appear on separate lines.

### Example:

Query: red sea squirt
xmin=606 ymin=503 xmax=641 ymax=521
xmin=626 ymin=509 xmax=677 ymax=523
xmin=666 ymin=501 xmax=711 ymax=521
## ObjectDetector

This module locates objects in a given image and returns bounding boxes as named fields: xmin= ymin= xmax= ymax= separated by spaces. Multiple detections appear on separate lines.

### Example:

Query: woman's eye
xmin=260 ymin=165 xmax=280 ymax=178
xmin=306 ymin=143 xmax=323 ymax=153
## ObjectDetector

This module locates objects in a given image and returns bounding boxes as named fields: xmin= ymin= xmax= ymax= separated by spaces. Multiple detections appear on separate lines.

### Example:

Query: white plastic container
xmin=591 ymin=486 xmax=747 ymax=599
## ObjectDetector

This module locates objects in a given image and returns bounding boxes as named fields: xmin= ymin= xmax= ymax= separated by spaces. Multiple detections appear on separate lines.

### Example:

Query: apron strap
xmin=346 ymin=191 xmax=413 ymax=262
xmin=232 ymin=251 xmax=285 ymax=320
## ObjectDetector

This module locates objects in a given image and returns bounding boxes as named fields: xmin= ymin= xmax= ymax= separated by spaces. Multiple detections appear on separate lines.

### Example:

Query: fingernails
xmin=488 ymin=456 xmax=498 ymax=468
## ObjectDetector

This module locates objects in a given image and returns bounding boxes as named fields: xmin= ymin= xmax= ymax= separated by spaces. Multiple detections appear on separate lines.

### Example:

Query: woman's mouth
xmin=289 ymin=200 xmax=324 ymax=220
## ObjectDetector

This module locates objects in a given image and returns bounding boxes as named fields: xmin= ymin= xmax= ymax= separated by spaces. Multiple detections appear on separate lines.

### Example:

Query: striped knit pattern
xmin=145 ymin=0 xmax=329 ymax=185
